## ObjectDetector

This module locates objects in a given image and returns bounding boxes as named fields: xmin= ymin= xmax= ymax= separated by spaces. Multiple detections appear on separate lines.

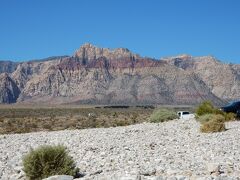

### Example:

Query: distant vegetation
xmin=0 ymin=105 xmax=195 ymax=134
xmin=196 ymin=101 xmax=236 ymax=121
xmin=4 ymin=102 xmax=235 ymax=134
xmin=195 ymin=101 xmax=236 ymax=133
xmin=0 ymin=107 xmax=153 ymax=134
xmin=23 ymin=145 xmax=79 ymax=180
xmin=150 ymin=108 xmax=178 ymax=123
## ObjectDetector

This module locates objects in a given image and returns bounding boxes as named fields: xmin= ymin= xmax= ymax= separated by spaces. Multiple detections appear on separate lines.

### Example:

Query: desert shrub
xmin=150 ymin=108 xmax=178 ymax=123
xmin=223 ymin=112 xmax=236 ymax=121
xmin=112 ymin=112 xmax=118 ymax=118
xmin=23 ymin=145 xmax=79 ymax=180
xmin=43 ymin=123 xmax=53 ymax=130
xmin=196 ymin=101 xmax=236 ymax=122
xmin=196 ymin=101 xmax=215 ymax=116
xmin=88 ymin=117 xmax=98 ymax=128
xmin=200 ymin=114 xmax=226 ymax=133
xmin=213 ymin=108 xmax=225 ymax=115
xmin=131 ymin=113 xmax=138 ymax=124
xmin=115 ymin=120 xmax=130 ymax=126
xmin=197 ymin=114 xmax=213 ymax=124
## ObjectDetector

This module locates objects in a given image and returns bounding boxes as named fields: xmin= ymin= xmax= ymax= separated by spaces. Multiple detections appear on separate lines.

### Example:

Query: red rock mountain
xmin=0 ymin=43 xmax=239 ymax=105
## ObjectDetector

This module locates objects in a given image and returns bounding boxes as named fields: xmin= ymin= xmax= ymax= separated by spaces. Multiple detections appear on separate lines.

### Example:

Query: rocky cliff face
xmin=163 ymin=55 xmax=240 ymax=101
xmin=74 ymin=43 xmax=139 ymax=62
xmin=0 ymin=73 xmax=20 ymax=103
xmin=0 ymin=44 xmax=239 ymax=105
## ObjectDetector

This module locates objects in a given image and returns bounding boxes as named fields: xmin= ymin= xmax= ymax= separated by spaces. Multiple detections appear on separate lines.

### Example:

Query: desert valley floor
xmin=1 ymin=119 xmax=240 ymax=180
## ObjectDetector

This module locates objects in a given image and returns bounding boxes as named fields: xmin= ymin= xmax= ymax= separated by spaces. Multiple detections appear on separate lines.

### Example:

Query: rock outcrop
xmin=0 ymin=73 xmax=20 ymax=103
xmin=163 ymin=55 xmax=240 ymax=101
xmin=0 ymin=44 xmax=239 ymax=105
xmin=74 ymin=43 xmax=140 ymax=62
xmin=0 ymin=61 xmax=18 ymax=74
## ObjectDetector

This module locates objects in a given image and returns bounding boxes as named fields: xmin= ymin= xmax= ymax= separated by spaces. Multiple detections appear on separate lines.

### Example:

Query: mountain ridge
xmin=0 ymin=43 xmax=239 ymax=105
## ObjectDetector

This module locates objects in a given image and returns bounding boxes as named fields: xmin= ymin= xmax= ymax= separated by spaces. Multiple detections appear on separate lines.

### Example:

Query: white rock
xmin=120 ymin=174 xmax=141 ymax=180
xmin=42 ymin=175 xmax=73 ymax=180
xmin=206 ymin=163 xmax=219 ymax=174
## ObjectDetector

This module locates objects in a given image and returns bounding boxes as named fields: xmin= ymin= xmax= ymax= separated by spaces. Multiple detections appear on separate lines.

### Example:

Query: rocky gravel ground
xmin=1 ymin=119 xmax=240 ymax=180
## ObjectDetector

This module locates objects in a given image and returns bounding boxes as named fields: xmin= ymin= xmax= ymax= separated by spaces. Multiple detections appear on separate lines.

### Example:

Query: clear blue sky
xmin=0 ymin=0 xmax=239 ymax=63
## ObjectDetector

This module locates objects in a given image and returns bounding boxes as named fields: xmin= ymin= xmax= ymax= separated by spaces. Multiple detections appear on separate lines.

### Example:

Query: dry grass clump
xmin=200 ymin=114 xmax=226 ymax=133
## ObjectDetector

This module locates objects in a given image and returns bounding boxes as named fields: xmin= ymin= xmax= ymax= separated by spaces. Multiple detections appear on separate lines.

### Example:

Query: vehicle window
xmin=182 ymin=112 xmax=190 ymax=115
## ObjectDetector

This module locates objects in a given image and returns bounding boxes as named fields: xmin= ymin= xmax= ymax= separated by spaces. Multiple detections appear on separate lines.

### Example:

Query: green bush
xmin=23 ymin=145 xmax=79 ymax=180
xmin=150 ymin=108 xmax=178 ymax=123
xmin=196 ymin=101 xmax=215 ymax=116
xmin=200 ymin=114 xmax=226 ymax=133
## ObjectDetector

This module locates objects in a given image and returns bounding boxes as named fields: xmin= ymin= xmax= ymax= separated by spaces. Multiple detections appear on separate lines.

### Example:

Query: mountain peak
xmin=74 ymin=43 xmax=138 ymax=60
xmin=161 ymin=54 xmax=193 ymax=61
xmin=176 ymin=54 xmax=192 ymax=59
xmin=79 ymin=43 xmax=131 ymax=52
xmin=81 ymin=43 xmax=96 ymax=49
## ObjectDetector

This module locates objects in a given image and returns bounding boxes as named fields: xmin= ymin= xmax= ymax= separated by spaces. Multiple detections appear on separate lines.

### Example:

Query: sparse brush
xmin=223 ymin=112 xmax=236 ymax=121
xmin=0 ymin=107 xmax=152 ymax=134
xmin=42 ymin=123 xmax=53 ymax=130
xmin=200 ymin=114 xmax=226 ymax=133
xmin=112 ymin=112 xmax=118 ymax=117
xmin=150 ymin=108 xmax=178 ymax=123
xmin=196 ymin=101 xmax=236 ymax=122
xmin=115 ymin=120 xmax=130 ymax=126
xmin=23 ymin=145 xmax=79 ymax=180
